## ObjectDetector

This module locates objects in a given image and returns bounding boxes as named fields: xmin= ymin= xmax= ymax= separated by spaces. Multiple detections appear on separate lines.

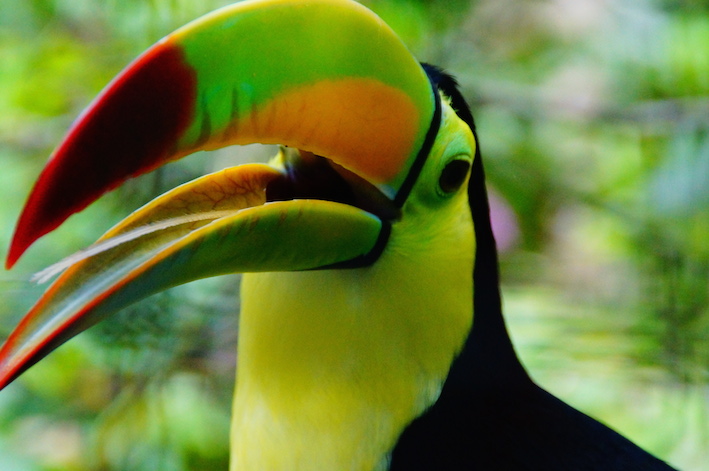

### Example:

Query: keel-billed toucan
xmin=0 ymin=0 xmax=677 ymax=469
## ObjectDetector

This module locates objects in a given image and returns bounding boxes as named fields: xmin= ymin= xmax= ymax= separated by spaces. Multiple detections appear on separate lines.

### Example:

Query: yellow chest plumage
xmin=230 ymin=199 xmax=474 ymax=470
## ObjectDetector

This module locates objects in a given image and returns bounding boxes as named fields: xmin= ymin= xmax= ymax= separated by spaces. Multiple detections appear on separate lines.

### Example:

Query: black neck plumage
xmin=389 ymin=65 xmax=676 ymax=471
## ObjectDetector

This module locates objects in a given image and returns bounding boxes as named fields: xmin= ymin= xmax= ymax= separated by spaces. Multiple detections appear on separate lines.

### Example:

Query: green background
xmin=0 ymin=0 xmax=707 ymax=469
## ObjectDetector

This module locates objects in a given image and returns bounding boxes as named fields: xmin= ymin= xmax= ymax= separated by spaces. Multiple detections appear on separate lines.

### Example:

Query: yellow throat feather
xmin=231 ymin=101 xmax=477 ymax=470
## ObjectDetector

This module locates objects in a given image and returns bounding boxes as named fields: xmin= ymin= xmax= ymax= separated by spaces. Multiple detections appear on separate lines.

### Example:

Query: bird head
xmin=0 ymin=0 xmax=478 ymax=410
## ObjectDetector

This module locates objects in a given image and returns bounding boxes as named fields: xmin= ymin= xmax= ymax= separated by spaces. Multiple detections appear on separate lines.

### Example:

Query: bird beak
xmin=0 ymin=0 xmax=439 ymax=388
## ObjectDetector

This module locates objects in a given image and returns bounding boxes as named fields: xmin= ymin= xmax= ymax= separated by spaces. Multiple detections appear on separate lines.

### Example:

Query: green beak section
xmin=0 ymin=163 xmax=383 ymax=389
xmin=7 ymin=0 xmax=435 ymax=268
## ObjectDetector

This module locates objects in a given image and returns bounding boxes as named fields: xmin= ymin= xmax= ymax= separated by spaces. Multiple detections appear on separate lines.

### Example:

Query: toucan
xmin=0 ymin=0 xmax=678 ymax=469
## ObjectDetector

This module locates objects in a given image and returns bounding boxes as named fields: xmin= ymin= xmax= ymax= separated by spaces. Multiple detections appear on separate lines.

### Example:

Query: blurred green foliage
xmin=0 ymin=0 xmax=707 ymax=469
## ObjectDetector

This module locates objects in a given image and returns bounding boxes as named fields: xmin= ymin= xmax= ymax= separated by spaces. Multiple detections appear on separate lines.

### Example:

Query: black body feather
xmin=389 ymin=65 xmax=676 ymax=470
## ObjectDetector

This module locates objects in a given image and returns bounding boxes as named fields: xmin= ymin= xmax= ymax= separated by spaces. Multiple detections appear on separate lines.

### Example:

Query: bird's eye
xmin=438 ymin=159 xmax=471 ymax=194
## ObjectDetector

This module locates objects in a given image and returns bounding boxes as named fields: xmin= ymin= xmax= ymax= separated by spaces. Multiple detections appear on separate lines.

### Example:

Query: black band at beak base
xmin=319 ymin=77 xmax=443 ymax=271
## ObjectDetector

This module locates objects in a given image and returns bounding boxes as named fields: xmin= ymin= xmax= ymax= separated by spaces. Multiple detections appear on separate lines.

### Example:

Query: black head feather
xmin=422 ymin=63 xmax=477 ymax=133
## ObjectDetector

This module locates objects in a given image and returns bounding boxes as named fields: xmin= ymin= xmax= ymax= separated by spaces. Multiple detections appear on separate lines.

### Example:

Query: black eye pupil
xmin=439 ymin=160 xmax=470 ymax=193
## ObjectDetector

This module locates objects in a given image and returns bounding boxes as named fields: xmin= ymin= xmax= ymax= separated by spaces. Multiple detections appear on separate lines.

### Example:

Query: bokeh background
xmin=1 ymin=0 xmax=707 ymax=469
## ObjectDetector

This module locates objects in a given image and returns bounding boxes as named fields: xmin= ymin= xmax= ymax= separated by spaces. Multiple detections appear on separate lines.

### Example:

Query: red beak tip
xmin=6 ymin=236 xmax=28 ymax=270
